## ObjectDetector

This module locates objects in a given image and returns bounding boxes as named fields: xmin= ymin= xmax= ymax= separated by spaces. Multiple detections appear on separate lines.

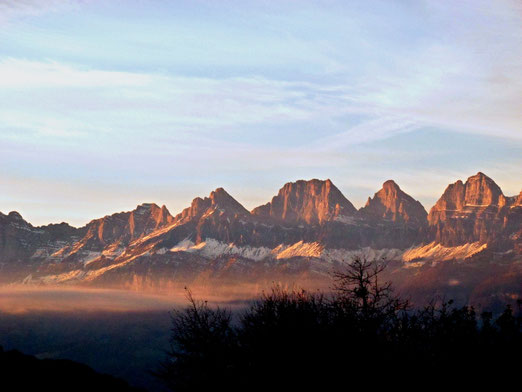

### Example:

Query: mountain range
xmin=1 ymin=172 xmax=520 ymax=304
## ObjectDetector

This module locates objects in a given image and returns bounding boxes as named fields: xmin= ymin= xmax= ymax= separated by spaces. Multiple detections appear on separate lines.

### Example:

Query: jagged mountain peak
xmin=373 ymin=180 xmax=405 ymax=201
xmin=133 ymin=202 xmax=159 ymax=216
xmin=464 ymin=172 xmax=505 ymax=207
xmin=1 ymin=171 xmax=520 ymax=289
xmin=430 ymin=172 xmax=505 ymax=217
xmin=77 ymin=202 xmax=175 ymax=249
xmin=465 ymin=171 xmax=499 ymax=190
xmin=175 ymin=188 xmax=249 ymax=224
xmin=361 ymin=180 xmax=427 ymax=226
xmin=209 ymin=188 xmax=249 ymax=214
xmin=87 ymin=202 xmax=170 ymax=224
xmin=1 ymin=211 xmax=32 ymax=228
xmin=133 ymin=202 xmax=173 ymax=219
xmin=427 ymin=172 xmax=515 ymax=246
xmin=175 ymin=197 xmax=210 ymax=223
xmin=282 ymin=177 xmax=332 ymax=186
xmin=252 ymin=178 xmax=356 ymax=224
xmin=0 ymin=211 xmax=32 ymax=232
xmin=135 ymin=202 xmax=156 ymax=210
xmin=382 ymin=179 xmax=400 ymax=190
xmin=469 ymin=171 xmax=491 ymax=181
xmin=7 ymin=211 xmax=24 ymax=220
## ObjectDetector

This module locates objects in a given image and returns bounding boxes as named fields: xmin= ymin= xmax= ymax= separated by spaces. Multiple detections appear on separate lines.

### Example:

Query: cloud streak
xmin=0 ymin=0 xmax=77 ymax=24
xmin=0 ymin=0 xmax=520 ymax=225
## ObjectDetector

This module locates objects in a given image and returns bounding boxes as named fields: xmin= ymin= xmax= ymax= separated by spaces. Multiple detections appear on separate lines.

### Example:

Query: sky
xmin=0 ymin=0 xmax=521 ymax=226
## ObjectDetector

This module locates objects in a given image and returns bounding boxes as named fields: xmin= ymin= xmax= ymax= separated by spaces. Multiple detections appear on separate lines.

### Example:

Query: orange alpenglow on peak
xmin=428 ymin=172 xmax=507 ymax=225
xmin=0 ymin=171 xmax=520 ymax=287
xmin=361 ymin=180 xmax=427 ymax=226
xmin=251 ymin=178 xmax=356 ymax=224
xmin=427 ymin=172 xmax=520 ymax=246
xmin=463 ymin=172 xmax=506 ymax=207
xmin=174 ymin=187 xmax=249 ymax=224
xmin=83 ymin=202 xmax=175 ymax=246
xmin=209 ymin=187 xmax=250 ymax=214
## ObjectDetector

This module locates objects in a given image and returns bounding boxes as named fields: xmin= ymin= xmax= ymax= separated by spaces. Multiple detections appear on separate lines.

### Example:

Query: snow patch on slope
xmin=168 ymin=238 xmax=485 ymax=265
xmin=272 ymin=241 xmax=324 ymax=259
xmin=402 ymin=241 xmax=487 ymax=262
xmin=31 ymin=238 xmax=492 ymax=286
xmin=170 ymin=238 xmax=272 ymax=261
xmin=40 ymin=269 xmax=87 ymax=284
xmin=168 ymin=238 xmax=403 ymax=263
xmin=101 ymin=243 xmax=125 ymax=258
xmin=333 ymin=215 xmax=359 ymax=225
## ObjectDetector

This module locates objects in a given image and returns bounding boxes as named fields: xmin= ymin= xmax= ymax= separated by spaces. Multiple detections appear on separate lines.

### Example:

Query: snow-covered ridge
xmin=166 ymin=238 xmax=488 ymax=264
xmin=24 ymin=239 xmax=492 ymax=287
xmin=169 ymin=238 xmax=272 ymax=261
xmin=167 ymin=238 xmax=404 ymax=263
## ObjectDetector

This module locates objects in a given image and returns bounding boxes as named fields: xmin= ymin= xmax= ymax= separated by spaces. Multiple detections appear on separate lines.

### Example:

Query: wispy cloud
xmin=0 ymin=58 xmax=152 ymax=88
xmin=0 ymin=0 xmax=520 ymax=225
xmin=312 ymin=117 xmax=421 ymax=149
xmin=0 ymin=58 xmax=366 ymax=143
xmin=350 ymin=0 xmax=522 ymax=140
xmin=0 ymin=0 xmax=77 ymax=24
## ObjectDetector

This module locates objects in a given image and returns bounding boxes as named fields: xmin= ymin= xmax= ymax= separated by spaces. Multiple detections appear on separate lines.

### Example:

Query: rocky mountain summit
xmin=174 ymin=188 xmax=249 ymax=225
xmin=0 ymin=172 xmax=520 ymax=290
xmin=361 ymin=180 xmax=427 ymax=227
xmin=428 ymin=172 xmax=520 ymax=247
xmin=81 ymin=203 xmax=174 ymax=248
xmin=252 ymin=179 xmax=357 ymax=224
xmin=0 ymin=211 xmax=81 ymax=281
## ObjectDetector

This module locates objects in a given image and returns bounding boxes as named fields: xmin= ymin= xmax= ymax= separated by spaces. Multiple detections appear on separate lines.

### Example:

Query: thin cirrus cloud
xmin=0 ymin=58 xmax=364 ymax=143
xmin=0 ymin=0 xmax=78 ymax=24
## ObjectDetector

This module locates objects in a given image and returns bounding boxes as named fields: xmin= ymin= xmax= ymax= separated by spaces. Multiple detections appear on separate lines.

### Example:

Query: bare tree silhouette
xmin=157 ymin=258 xmax=521 ymax=391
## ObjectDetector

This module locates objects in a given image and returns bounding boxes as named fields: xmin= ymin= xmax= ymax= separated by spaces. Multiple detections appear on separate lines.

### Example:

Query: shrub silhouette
xmin=158 ymin=257 xmax=521 ymax=391
xmin=157 ymin=290 xmax=236 ymax=391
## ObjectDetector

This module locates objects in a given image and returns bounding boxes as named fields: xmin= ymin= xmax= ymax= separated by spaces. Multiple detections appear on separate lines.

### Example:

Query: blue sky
xmin=0 ymin=0 xmax=521 ymax=226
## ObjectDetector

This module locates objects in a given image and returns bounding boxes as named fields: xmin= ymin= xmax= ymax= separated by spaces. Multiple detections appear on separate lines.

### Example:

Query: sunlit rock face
xmin=345 ymin=180 xmax=428 ymax=250
xmin=0 ymin=173 xmax=520 ymax=289
xmin=167 ymin=187 xmax=253 ymax=245
xmin=85 ymin=203 xmax=175 ymax=246
xmin=252 ymin=179 xmax=357 ymax=225
xmin=0 ymin=203 xmax=175 ymax=281
xmin=361 ymin=180 xmax=427 ymax=227
xmin=428 ymin=172 xmax=519 ymax=247
xmin=48 ymin=203 xmax=175 ymax=265
xmin=174 ymin=188 xmax=250 ymax=225
xmin=429 ymin=172 xmax=505 ymax=226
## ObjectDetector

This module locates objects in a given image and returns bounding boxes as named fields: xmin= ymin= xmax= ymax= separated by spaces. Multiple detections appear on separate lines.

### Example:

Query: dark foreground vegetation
xmin=158 ymin=258 xmax=522 ymax=391
xmin=0 ymin=346 xmax=143 ymax=391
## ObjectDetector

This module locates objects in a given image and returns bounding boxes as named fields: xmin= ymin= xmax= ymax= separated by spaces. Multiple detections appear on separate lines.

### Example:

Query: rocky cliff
xmin=361 ymin=180 xmax=427 ymax=227
xmin=0 ymin=172 xmax=520 ymax=288
xmin=428 ymin=172 xmax=518 ymax=246
xmin=251 ymin=179 xmax=357 ymax=225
